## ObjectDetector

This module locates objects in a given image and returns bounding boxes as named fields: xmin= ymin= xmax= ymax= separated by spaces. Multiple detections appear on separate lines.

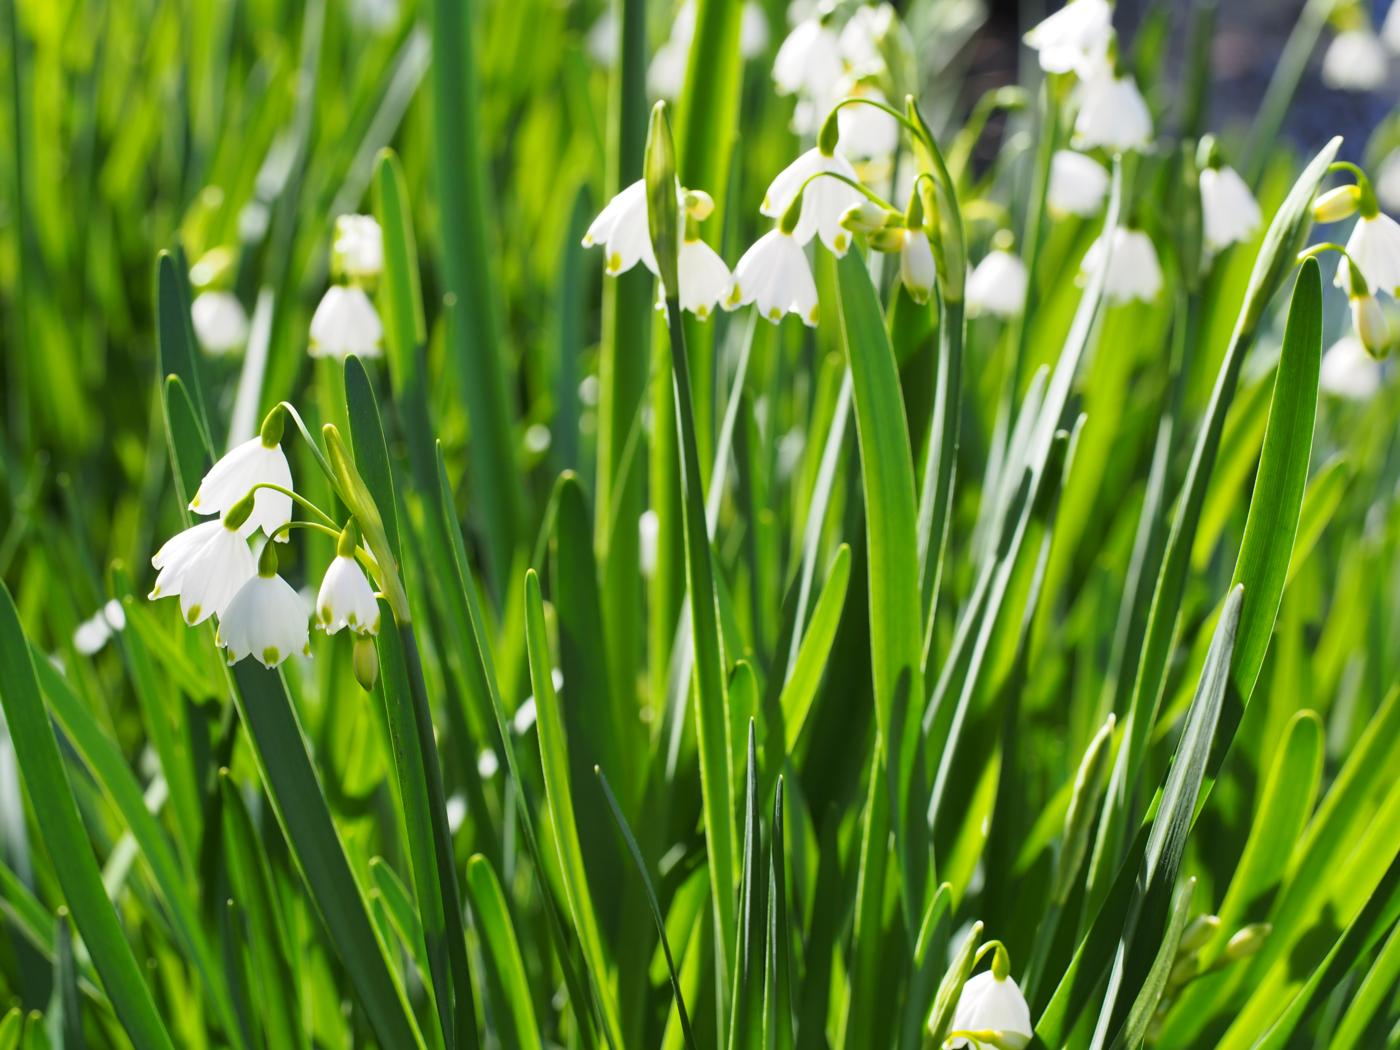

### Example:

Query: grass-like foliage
xmin=1 ymin=0 xmax=1399 ymax=1047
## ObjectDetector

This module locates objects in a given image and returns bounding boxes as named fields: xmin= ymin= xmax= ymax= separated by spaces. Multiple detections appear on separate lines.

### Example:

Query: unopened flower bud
xmin=353 ymin=635 xmax=380 ymax=691
xmin=869 ymin=225 xmax=905 ymax=253
xmin=1221 ymin=923 xmax=1270 ymax=963
xmin=1351 ymin=292 xmax=1390 ymax=355
xmin=840 ymin=200 xmax=890 ymax=233
xmin=1179 ymin=914 xmax=1220 ymax=955
xmin=683 ymin=188 xmax=714 ymax=221
xmin=1313 ymin=185 xmax=1362 ymax=224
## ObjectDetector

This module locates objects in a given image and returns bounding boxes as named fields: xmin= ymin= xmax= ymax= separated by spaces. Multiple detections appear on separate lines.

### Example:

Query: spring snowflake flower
xmin=836 ymin=81 xmax=901 ymax=159
xmin=1321 ymin=28 xmax=1388 ymax=92
xmin=1073 ymin=68 xmax=1152 ymax=153
xmin=1350 ymin=290 xmax=1390 ymax=355
xmin=898 ymin=228 xmax=937 ymax=304
xmin=333 ymin=215 xmax=383 ymax=281
xmin=1023 ymin=0 xmax=1113 ymax=77
xmin=761 ymin=147 xmax=864 ymax=255
xmin=73 ymin=599 xmax=125 ymax=656
xmin=967 ymin=249 xmax=1029 ymax=318
xmin=727 ymin=228 xmax=819 ymax=326
xmin=676 ymin=237 xmax=732 ymax=319
xmin=1320 ymin=336 xmax=1384 ymax=399
xmin=586 ymin=10 xmax=617 ymax=65
xmin=1080 ymin=227 xmax=1162 ymax=304
xmin=191 ymin=291 xmax=249 ymax=356
xmin=316 ymin=535 xmax=381 ymax=636
xmin=583 ymin=179 xmax=657 ymax=275
xmin=217 ymin=545 xmax=311 ymax=668
xmin=838 ymin=4 xmax=894 ymax=75
xmin=1339 ymin=212 xmax=1400 ymax=298
xmin=310 ymin=285 xmax=384 ymax=359
xmin=190 ymin=413 xmax=294 ymax=540
xmin=1048 ymin=150 xmax=1110 ymax=217
xmin=947 ymin=971 xmax=1033 ymax=1050
xmin=1200 ymin=165 xmax=1261 ymax=252
xmin=149 ymin=514 xmax=258 ymax=626
xmin=773 ymin=16 xmax=844 ymax=99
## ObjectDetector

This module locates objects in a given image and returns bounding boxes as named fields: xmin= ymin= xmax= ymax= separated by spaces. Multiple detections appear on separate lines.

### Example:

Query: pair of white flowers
xmin=1313 ymin=181 xmax=1400 ymax=355
xmin=149 ymin=411 xmax=381 ymax=668
xmin=772 ymin=5 xmax=903 ymax=157
xmin=1024 ymin=0 xmax=1152 ymax=154
xmin=190 ymin=214 xmax=386 ymax=363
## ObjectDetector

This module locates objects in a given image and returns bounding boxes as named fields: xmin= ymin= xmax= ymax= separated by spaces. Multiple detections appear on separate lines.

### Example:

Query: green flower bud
xmin=353 ymin=635 xmax=380 ymax=691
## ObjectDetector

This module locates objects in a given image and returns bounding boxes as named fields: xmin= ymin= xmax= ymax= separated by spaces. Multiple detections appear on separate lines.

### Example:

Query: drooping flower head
xmin=1321 ymin=27 xmax=1388 ymax=92
xmin=217 ymin=540 xmax=311 ymax=668
xmin=1048 ymin=150 xmax=1110 ymax=218
xmin=1023 ymin=0 xmax=1114 ymax=78
xmin=1200 ymin=163 xmax=1261 ymax=253
xmin=967 ymin=248 xmax=1029 ymax=318
xmin=726 ymin=226 xmax=819 ymax=326
xmin=773 ymin=14 xmax=844 ymax=100
xmin=761 ymin=119 xmax=865 ymax=256
xmin=1080 ymin=226 xmax=1163 ymax=304
xmin=191 ymin=291 xmax=250 ymax=356
xmin=332 ymin=214 xmax=384 ymax=283
xmin=1320 ymin=335 xmax=1385 ymax=399
xmin=1073 ymin=65 xmax=1152 ymax=153
xmin=149 ymin=497 xmax=259 ymax=625
xmin=317 ymin=525 xmax=382 ymax=636
xmin=310 ymin=285 xmax=385 ymax=360
xmin=190 ymin=407 xmax=294 ymax=541
xmin=947 ymin=968 xmax=1033 ymax=1049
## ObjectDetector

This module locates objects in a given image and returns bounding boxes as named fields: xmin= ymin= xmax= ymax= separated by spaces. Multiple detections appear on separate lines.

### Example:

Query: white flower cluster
xmin=310 ymin=214 xmax=386 ymax=361
xmin=1310 ymin=167 xmax=1400 ymax=358
xmin=148 ymin=407 xmax=381 ymax=670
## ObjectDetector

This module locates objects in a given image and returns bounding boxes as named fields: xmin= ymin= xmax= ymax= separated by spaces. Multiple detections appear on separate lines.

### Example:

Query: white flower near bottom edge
xmin=773 ymin=18 xmax=844 ymax=99
xmin=898 ymin=228 xmax=937 ymax=305
xmin=1201 ymin=165 xmax=1261 ymax=253
xmin=149 ymin=520 xmax=257 ymax=625
xmin=1320 ymin=336 xmax=1384 ymax=399
xmin=761 ymin=147 xmax=864 ymax=255
xmin=947 ymin=971 xmax=1033 ymax=1050
xmin=1322 ymin=28 xmax=1389 ymax=92
xmin=727 ymin=229 xmax=819 ymax=326
xmin=1048 ymin=150 xmax=1110 ymax=218
xmin=190 ymin=436 xmax=293 ymax=540
xmin=316 ymin=555 xmax=381 ymax=636
xmin=1023 ymin=0 xmax=1113 ymax=77
xmin=1073 ymin=69 xmax=1153 ymax=153
xmin=217 ymin=572 xmax=311 ymax=668
xmin=310 ymin=285 xmax=384 ymax=360
xmin=677 ymin=237 xmax=732 ymax=318
xmin=191 ymin=291 xmax=249 ymax=356
xmin=836 ymin=82 xmax=901 ymax=160
xmin=1338 ymin=212 xmax=1400 ymax=298
xmin=967 ymin=250 xmax=1029 ymax=318
xmin=1080 ymin=227 xmax=1163 ymax=304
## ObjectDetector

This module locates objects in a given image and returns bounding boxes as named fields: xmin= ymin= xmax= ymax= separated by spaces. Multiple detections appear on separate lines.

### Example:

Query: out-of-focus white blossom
xmin=1048 ymin=150 xmax=1110 ymax=217
xmin=1322 ymin=28 xmax=1388 ymax=92
xmin=1023 ymin=0 xmax=1113 ymax=77
xmin=967 ymin=250 xmax=1029 ymax=318
xmin=1080 ymin=227 xmax=1163 ymax=304
xmin=1200 ymin=165 xmax=1261 ymax=252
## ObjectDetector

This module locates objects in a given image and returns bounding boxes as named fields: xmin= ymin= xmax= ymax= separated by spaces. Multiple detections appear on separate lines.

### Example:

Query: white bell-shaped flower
xmin=899 ymin=228 xmax=937 ymax=304
xmin=1322 ymin=28 xmax=1388 ymax=92
xmin=773 ymin=18 xmax=844 ymax=99
xmin=947 ymin=971 xmax=1033 ymax=1050
xmin=583 ymin=179 xmax=658 ymax=276
xmin=836 ymin=81 xmax=901 ymax=160
xmin=1351 ymin=291 xmax=1391 ymax=355
xmin=217 ymin=545 xmax=310 ymax=668
xmin=1023 ymin=0 xmax=1113 ymax=77
xmin=727 ymin=228 xmax=819 ymax=326
xmin=1073 ymin=68 xmax=1152 ymax=153
xmin=333 ymin=215 xmax=384 ymax=282
xmin=1385 ymin=1 xmax=1400 ymax=53
xmin=1080 ymin=227 xmax=1163 ymax=304
xmin=677 ymin=237 xmax=732 ymax=319
xmin=1048 ymin=150 xmax=1110 ymax=217
xmin=838 ymin=4 xmax=894 ymax=75
xmin=1339 ymin=212 xmax=1400 ymax=298
xmin=1200 ymin=165 xmax=1261 ymax=252
xmin=967 ymin=249 xmax=1029 ymax=318
xmin=149 ymin=514 xmax=258 ymax=626
xmin=1376 ymin=151 xmax=1400 ymax=213
xmin=1320 ymin=336 xmax=1384 ymax=399
xmin=585 ymin=10 xmax=617 ymax=65
xmin=310 ymin=285 xmax=384 ymax=360
xmin=191 ymin=291 xmax=249 ymax=356
xmin=761 ymin=147 xmax=864 ymax=255
xmin=316 ymin=545 xmax=381 ymax=637
xmin=73 ymin=611 xmax=113 ymax=655
xmin=190 ymin=412 xmax=294 ymax=541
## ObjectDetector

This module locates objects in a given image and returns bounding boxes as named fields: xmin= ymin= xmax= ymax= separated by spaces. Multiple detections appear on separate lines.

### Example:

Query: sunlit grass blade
xmin=596 ymin=766 xmax=699 ymax=1050
xmin=764 ymin=777 xmax=794 ymax=1050
xmin=463 ymin=855 xmax=542 ymax=1050
xmin=0 ymin=583 xmax=175 ymax=1050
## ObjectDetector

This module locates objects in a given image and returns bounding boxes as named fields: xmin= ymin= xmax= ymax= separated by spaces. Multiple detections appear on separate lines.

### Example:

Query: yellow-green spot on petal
xmin=606 ymin=252 xmax=622 ymax=273
xmin=768 ymin=307 xmax=782 ymax=321
xmin=320 ymin=605 xmax=332 ymax=624
xmin=726 ymin=284 xmax=742 ymax=307
xmin=835 ymin=232 xmax=849 ymax=252
xmin=262 ymin=646 xmax=280 ymax=666
xmin=186 ymin=605 xmax=201 ymax=624
xmin=807 ymin=306 xmax=820 ymax=325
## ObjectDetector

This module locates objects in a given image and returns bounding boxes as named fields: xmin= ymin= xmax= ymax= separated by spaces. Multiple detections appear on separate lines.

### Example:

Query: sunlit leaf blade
xmin=464 ymin=855 xmax=542 ymax=1050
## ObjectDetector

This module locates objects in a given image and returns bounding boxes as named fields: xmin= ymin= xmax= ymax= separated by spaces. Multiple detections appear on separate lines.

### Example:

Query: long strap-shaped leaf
xmin=834 ymin=247 xmax=929 ymax=936
xmin=1089 ymin=140 xmax=1338 ymax=906
xmin=0 ymin=583 xmax=175 ymax=1050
